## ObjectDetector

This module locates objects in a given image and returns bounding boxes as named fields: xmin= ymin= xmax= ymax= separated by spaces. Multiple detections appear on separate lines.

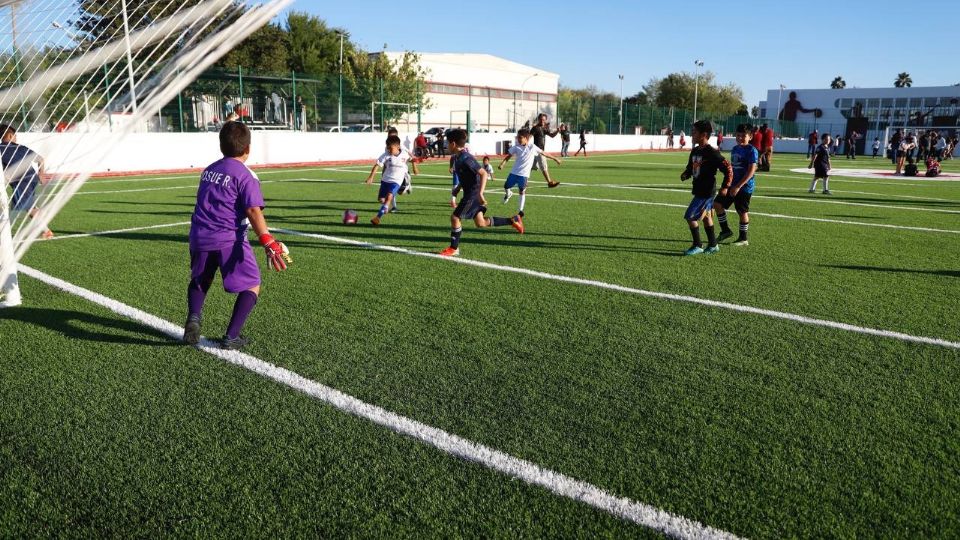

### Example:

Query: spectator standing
xmin=559 ymin=123 xmax=571 ymax=157
xmin=574 ymin=128 xmax=588 ymax=157
xmin=760 ymin=123 xmax=774 ymax=171
xmin=807 ymin=130 xmax=818 ymax=158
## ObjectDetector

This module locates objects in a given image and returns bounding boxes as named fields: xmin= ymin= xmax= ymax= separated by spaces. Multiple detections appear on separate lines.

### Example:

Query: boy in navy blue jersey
xmin=0 ymin=125 xmax=53 ymax=239
xmin=714 ymin=124 xmax=758 ymax=246
xmin=680 ymin=120 xmax=732 ymax=256
xmin=439 ymin=129 xmax=522 ymax=257
xmin=807 ymin=133 xmax=832 ymax=194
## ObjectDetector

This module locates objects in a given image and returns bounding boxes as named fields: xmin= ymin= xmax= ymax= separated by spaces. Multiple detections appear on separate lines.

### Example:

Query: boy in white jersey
xmin=497 ymin=128 xmax=562 ymax=217
xmin=365 ymin=135 xmax=419 ymax=226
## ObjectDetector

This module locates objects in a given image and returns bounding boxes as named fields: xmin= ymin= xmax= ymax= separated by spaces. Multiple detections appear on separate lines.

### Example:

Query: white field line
xmin=46 ymin=221 xmax=191 ymax=241
xmin=410 ymin=185 xmax=960 ymax=235
xmin=273 ymin=227 xmax=960 ymax=351
xmin=16 ymin=264 xmax=739 ymax=540
xmin=75 ymin=178 xmax=336 ymax=195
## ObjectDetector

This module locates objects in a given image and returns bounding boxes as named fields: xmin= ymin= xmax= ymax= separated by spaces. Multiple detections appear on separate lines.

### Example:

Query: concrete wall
xmin=20 ymin=131 xmax=715 ymax=175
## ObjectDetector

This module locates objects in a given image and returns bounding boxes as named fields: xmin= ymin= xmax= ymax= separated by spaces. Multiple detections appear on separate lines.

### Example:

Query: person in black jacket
xmin=679 ymin=120 xmax=733 ymax=256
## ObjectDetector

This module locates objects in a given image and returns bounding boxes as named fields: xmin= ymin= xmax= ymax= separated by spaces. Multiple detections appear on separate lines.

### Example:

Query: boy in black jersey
xmin=807 ymin=133 xmax=832 ymax=194
xmin=679 ymin=120 xmax=733 ymax=256
xmin=439 ymin=129 xmax=522 ymax=257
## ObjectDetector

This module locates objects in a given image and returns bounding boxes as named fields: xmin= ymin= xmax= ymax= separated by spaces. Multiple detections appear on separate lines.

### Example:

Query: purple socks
xmin=226 ymin=290 xmax=258 ymax=339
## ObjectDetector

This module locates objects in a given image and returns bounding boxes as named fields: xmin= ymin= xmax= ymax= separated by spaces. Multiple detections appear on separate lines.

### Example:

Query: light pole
xmin=776 ymin=84 xmax=785 ymax=127
xmin=337 ymin=31 xmax=344 ymax=131
xmin=692 ymin=59 xmax=704 ymax=125
xmin=618 ymin=74 xmax=624 ymax=135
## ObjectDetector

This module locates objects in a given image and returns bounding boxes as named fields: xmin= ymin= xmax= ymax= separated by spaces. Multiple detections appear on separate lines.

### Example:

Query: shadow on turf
xmin=0 ymin=308 xmax=178 ymax=346
xmin=823 ymin=264 xmax=960 ymax=278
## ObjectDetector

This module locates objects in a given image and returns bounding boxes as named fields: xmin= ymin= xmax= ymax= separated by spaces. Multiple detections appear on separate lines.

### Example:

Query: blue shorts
xmin=378 ymin=181 xmax=401 ymax=200
xmin=453 ymin=193 xmax=486 ymax=220
xmin=504 ymin=173 xmax=527 ymax=191
xmin=452 ymin=173 xmax=460 ymax=187
xmin=10 ymin=180 xmax=37 ymax=212
xmin=684 ymin=196 xmax=714 ymax=221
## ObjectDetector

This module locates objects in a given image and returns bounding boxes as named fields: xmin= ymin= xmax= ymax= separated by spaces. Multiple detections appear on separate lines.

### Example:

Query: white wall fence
xmin=20 ymin=131 xmax=720 ymax=175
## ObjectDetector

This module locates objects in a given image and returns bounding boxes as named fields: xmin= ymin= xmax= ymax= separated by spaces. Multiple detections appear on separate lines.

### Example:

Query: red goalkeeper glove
xmin=259 ymin=234 xmax=292 ymax=271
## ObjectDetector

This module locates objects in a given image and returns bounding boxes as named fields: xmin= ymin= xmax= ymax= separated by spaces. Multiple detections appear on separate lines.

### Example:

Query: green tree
xmin=350 ymin=51 xmax=430 ymax=127
xmin=218 ymin=23 xmax=290 ymax=74
xmin=830 ymin=76 xmax=846 ymax=89
xmin=894 ymin=72 xmax=912 ymax=88
xmin=643 ymin=71 xmax=744 ymax=117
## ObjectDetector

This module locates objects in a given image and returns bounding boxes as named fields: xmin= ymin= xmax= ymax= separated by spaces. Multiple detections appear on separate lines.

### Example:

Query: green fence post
xmin=417 ymin=79 xmax=422 ymax=132
xmin=291 ymin=70 xmax=297 ymax=130
xmin=379 ymin=78 xmax=384 ymax=131
xmin=238 ymin=66 xmax=244 ymax=104
xmin=103 ymin=64 xmax=113 ymax=131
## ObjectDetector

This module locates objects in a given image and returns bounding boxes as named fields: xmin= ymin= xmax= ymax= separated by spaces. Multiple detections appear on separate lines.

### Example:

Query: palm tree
xmin=894 ymin=72 xmax=912 ymax=88
xmin=830 ymin=76 xmax=846 ymax=89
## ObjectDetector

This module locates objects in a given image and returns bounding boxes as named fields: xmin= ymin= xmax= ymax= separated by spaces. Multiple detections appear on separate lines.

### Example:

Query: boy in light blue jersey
xmin=714 ymin=123 xmax=758 ymax=246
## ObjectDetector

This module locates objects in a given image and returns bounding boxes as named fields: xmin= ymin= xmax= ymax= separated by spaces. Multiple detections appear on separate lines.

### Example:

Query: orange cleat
xmin=41 ymin=229 xmax=55 ymax=240
xmin=370 ymin=216 xmax=381 ymax=226
xmin=510 ymin=215 xmax=524 ymax=234
xmin=438 ymin=247 xmax=459 ymax=257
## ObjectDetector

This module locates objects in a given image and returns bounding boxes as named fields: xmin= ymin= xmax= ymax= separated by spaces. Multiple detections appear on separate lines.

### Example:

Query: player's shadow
xmin=823 ymin=264 xmax=960 ymax=278
xmin=0 ymin=308 xmax=178 ymax=346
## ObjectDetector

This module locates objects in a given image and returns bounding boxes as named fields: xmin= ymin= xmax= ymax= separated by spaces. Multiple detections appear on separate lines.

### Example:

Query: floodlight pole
xmin=776 ymin=84 xmax=785 ymax=127
xmin=337 ymin=31 xmax=344 ymax=131
xmin=692 ymin=59 xmax=704 ymax=124
xmin=620 ymin=75 xmax=626 ymax=134
xmin=120 ymin=0 xmax=139 ymax=114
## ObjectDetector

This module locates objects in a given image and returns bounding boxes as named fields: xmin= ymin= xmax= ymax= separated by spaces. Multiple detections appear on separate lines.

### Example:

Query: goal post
xmin=370 ymin=101 xmax=414 ymax=132
xmin=0 ymin=0 xmax=291 ymax=308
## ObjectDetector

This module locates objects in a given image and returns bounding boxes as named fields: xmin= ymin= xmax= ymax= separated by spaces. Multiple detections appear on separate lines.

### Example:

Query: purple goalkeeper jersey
xmin=189 ymin=157 xmax=265 ymax=251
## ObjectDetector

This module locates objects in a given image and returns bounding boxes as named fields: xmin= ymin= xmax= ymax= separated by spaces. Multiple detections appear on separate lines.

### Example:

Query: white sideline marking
xmin=410 ymin=185 xmax=960 ymax=235
xmin=273 ymin=227 xmax=960 ymax=351
xmin=47 ymin=221 xmax=191 ymax=241
xmin=76 ymin=178 xmax=335 ymax=195
xmin=16 ymin=264 xmax=739 ymax=540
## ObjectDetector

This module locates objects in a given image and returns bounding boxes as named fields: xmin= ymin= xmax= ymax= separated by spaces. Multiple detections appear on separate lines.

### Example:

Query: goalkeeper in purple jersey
xmin=184 ymin=122 xmax=291 ymax=350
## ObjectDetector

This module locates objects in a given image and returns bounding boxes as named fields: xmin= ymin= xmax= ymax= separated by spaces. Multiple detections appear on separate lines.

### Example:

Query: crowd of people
xmin=887 ymin=127 xmax=957 ymax=176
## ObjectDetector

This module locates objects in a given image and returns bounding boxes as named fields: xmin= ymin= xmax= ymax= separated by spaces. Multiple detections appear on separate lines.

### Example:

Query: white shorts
xmin=532 ymin=154 xmax=548 ymax=172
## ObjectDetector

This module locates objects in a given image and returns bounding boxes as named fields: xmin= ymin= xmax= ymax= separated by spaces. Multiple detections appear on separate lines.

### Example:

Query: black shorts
xmin=715 ymin=190 xmax=752 ymax=214
xmin=453 ymin=194 xmax=486 ymax=219
xmin=814 ymin=167 xmax=829 ymax=179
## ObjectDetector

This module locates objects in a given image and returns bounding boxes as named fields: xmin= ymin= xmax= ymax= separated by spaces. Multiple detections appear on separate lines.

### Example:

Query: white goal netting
xmin=0 ymin=0 xmax=291 ymax=307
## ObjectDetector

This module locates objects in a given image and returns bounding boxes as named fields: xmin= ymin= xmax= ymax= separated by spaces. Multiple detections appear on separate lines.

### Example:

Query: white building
xmin=379 ymin=52 xmax=559 ymax=133
xmin=758 ymin=85 xmax=959 ymax=151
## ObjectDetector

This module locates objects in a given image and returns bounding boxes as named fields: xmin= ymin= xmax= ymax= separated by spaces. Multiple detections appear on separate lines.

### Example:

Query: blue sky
xmin=288 ymin=0 xmax=960 ymax=107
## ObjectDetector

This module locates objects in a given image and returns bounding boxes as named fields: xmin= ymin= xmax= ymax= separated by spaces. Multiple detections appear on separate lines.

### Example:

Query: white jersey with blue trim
xmin=377 ymin=149 xmax=414 ymax=185
xmin=508 ymin=142 xmax=542 ymax=177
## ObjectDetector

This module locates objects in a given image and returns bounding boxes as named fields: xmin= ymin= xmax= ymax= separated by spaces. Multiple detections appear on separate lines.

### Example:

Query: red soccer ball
xmin=342 ymin=209 xmax=359 ymax=225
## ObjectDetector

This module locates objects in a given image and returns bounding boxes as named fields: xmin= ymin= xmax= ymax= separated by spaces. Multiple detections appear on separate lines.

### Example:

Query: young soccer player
xmin=0 ymin=125 xmax=54 ymax=239
xmin=439 ymin=129 xmax=523 ymax=257
xmin=386 ymin=127 xmax=412 ymax=200
xmin=679 ymin=120 xmax=732 ymax=256
xmin=365 ymin=134 xmax=419 ymax=225
xmin=497 ymin=127 xmax=562 ymax=217
xmin=184 ymin=121 xmax=291 ymax=350
xmin=807 ymin=133 xmax=832 ymax=194
xmin=872 ymin=137 xmax=881 ymax=158
xmin=714 ymin=124 xmax=758 ymax=247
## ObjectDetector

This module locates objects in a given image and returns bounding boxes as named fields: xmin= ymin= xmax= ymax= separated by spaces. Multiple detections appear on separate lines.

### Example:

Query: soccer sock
xmin=186 ymin=279 xmax=209 ymax=319
xmin=823 ymin=177 xmax=830 ymax=192
xmin=518 ymin=193 xmax=526 ymax=213
xmin=705 ymin=223 xmax=717 ymax=247
xmin=739 ymin=221 xmax=749 ymax=241
xmin=809 ymin=178 xmax=819 ymax=191
xmin=225 ymin=290 xmax=258 ymax=339
xmin=391 ymin=198 xmax=398 ymax=210
xmin=717 ymin=211 xmax=730 ymax=232
xmin=450 ymin=227 xmax=462 ymax=249
xmin=490 ymin=217 xmax=512 ymax=227
xmin=376 ymin=204 xmax=388 ymax=218
xmin=689 ymin=224 xmax=701 ymax=247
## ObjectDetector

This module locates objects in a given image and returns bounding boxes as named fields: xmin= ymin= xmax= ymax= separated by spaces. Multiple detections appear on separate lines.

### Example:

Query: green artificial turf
xmin=2 ymin=151 xmax=958 ymax=538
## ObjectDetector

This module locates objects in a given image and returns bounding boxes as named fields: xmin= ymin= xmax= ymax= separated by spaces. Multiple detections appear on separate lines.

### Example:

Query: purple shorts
xmin=190 ymin=241 xmax=260 ymax=293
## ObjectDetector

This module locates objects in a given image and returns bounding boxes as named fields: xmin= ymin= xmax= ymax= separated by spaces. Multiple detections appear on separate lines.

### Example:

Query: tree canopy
xmin=642 ymin=71 xmax=745 ymax=117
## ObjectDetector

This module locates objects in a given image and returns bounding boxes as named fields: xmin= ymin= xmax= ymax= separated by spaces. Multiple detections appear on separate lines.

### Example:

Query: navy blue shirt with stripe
xmin=0 ymin=142 xmax=41 ymax=187
xmin=452 ymin=150 xmax=483 ymax=196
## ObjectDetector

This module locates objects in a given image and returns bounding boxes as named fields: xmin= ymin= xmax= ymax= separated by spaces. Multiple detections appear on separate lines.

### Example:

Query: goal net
xmin=0 ymin=0 xmax=291 ymax=307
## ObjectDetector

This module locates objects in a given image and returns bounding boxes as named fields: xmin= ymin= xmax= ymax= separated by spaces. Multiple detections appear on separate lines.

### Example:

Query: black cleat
xmin=221 ymin=335 xmax=251 ymax=351
xmin=717 ymin=230 xmax=734 ymax=243
xmin=183 ymin=315 xmax=201 ymax=345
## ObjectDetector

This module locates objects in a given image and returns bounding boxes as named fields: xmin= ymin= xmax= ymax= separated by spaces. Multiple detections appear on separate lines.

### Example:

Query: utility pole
xmin=692 ymin=59 xmax=704 ymax=124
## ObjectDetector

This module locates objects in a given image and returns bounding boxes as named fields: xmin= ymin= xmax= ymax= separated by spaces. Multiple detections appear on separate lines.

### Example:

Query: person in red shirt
xmin=414 ymin=132 xmax=429 ymax=158
xmin=716 ymin=130 xmax=724 ymax=149
xmin=760 ymin=123 xmax=775 ymax=171
xmin=750 ymin=125 xmax=763 ymax=156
